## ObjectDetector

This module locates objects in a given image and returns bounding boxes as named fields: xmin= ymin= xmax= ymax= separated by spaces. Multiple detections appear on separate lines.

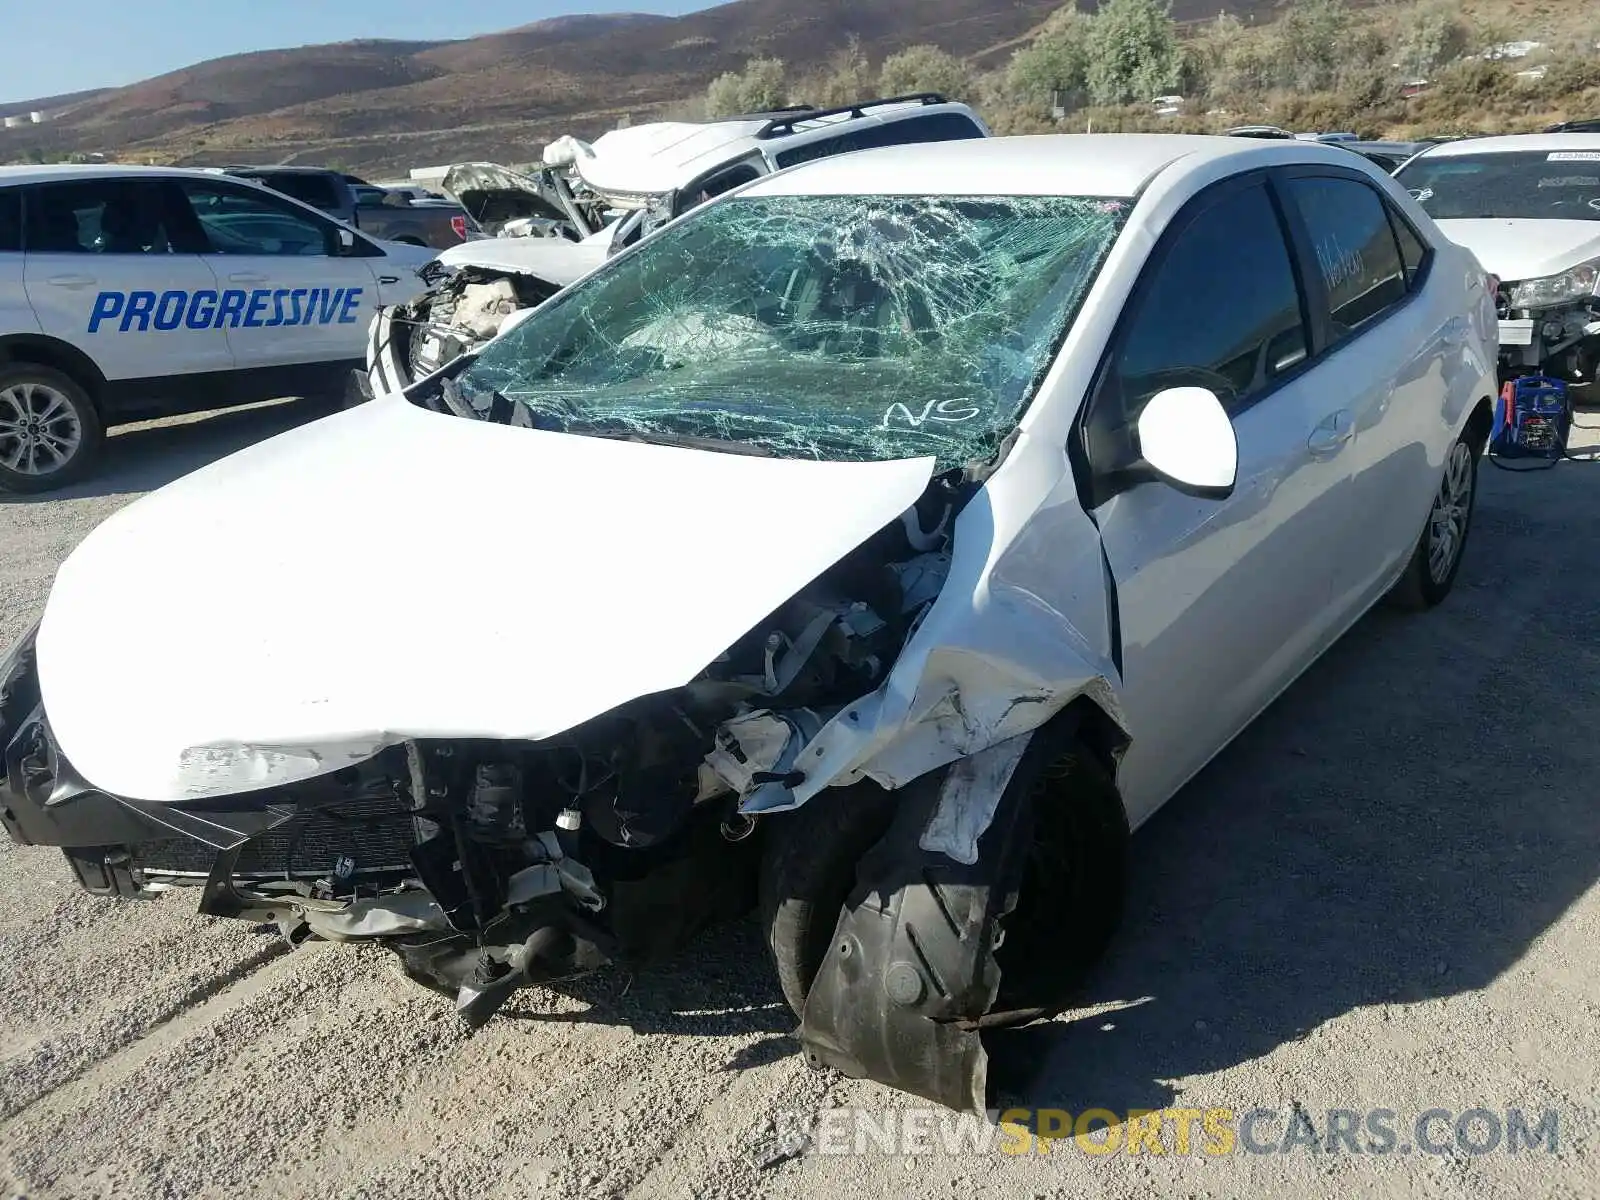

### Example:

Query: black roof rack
xmin=754 ymin=93 xmax=950 ymax=140
xmin=1545 ymin=118 xmax=1600 ymax=133
xmin=725 ymin=104 xmax=818 ymax=122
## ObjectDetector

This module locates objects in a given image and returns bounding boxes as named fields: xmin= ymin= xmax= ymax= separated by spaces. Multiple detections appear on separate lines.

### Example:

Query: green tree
xmin=1273 ymin=0 xmax=1351 ymax=91
xmin=1397 ymin=0 xmax=1471 ymax=78
xmin=1085 ymin=0 xmax=1181 ymax=106
xmin=878 ymin=44 xmax=978 ymax=103
xmin=1004 ymin=5 xmax=1094 ymax=110
xmin=704 ymin=57 xmax=788 ymax=118
xmin=803 ymin=36 xmax=877 ymax=107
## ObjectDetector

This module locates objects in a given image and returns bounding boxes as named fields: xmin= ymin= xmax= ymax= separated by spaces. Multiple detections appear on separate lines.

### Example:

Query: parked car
xmin=1396 ymin=132 xmax=1600 ymax=386
xmin=0 ymin=164 xmax=436 ymax=492
xmin=362 ymin=94 xmax=992 ymax=396
xmin=1225 ymin=124 xmax=1298 ymax=139
xmin=220 ymin=166 xmax=482 ymax=250
xmin=0 ymin=134 xmax=1496 ymax=1113
xmin=1335 ymin=140 xmax=1431 ymax=173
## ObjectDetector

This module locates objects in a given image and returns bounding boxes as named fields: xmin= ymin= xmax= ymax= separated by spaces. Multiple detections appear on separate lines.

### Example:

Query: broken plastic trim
xmin=798 ymin=742 xmax=1039 ymax=1113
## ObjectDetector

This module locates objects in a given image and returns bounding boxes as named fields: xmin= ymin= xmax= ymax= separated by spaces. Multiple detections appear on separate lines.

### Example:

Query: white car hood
xmin=433 ymin=235 xmax=609 ymax=286
xmin=1434 ymin=218 xmax=1600 ymax=281
xmin=37 ymin=395 xmax=936 ymax=803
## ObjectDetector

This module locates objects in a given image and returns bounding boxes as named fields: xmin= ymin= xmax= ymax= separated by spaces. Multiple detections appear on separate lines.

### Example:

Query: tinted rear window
xmin=774 ymin=113 xmax=986 ymax=169
xmin=0 ymin=189 xmax=19 ymax=252
xmin=253 ymin=172 xmax=342 ymax=212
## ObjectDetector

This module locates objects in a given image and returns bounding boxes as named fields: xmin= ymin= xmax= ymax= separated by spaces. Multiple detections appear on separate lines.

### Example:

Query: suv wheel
xmin=0 ymin=364 xmax=105 ymax=494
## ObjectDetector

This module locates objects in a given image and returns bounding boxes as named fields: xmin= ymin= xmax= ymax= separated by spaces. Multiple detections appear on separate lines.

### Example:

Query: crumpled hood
xmin=441 ymin=162 xmax=571 ymax=235
xmin=1435 ymin=218 xmax=1600 ymax=282
xmin=433 ymin=235 xmax=609 ymax=286
xmin=37 ymin=395 xmax=936 ymax=803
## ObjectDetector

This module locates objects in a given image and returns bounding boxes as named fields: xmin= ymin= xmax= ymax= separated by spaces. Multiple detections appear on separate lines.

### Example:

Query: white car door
xmin=171 ymin=176 xmax=387 ymax=370
xmin=1080 ymin=175 xmax=1355 ymax=825
xmin=1278 ymin=170 xmax=1467 ymax=616
xmin=0 ymin=187 xmax=37 ymax=335
xmin=21 ymin=177 xmax=232 ymax=382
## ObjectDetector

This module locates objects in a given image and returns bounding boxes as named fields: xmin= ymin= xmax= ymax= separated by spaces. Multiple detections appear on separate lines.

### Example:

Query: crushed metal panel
xmin=918 ymin=732 xmax=1033 ymax=865
xmin=34 ymin=396 xmax=936 ymax=803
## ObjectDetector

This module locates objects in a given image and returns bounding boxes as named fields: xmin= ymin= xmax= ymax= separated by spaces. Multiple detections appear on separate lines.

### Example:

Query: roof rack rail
xmin=754 ymin=93 xmax=949 ymax=139
xmin=726 ymin=104 xmax=818 ymax=122
xmin=1545 ymin=118 xmax=1600 ymax=133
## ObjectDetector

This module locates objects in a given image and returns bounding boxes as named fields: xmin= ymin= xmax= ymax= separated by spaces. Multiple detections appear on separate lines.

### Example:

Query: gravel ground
xmin=1 ymin=399 xmax=1597 ymax=1200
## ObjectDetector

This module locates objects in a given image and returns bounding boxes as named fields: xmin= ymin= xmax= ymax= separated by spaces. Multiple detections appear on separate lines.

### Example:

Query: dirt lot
xmin=2 ymin=400 xmax=1597 ymax=1200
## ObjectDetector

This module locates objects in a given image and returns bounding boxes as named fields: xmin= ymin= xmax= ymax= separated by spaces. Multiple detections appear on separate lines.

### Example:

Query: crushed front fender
xmin=796 ymin=739 xmax=1041 ymax=1113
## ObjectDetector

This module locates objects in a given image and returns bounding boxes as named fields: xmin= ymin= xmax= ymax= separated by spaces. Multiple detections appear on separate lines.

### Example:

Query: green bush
xmin=704 ymin=57 xmax=788 ymax=118
xmin=879 ymin=45 xmax=979 ymax=103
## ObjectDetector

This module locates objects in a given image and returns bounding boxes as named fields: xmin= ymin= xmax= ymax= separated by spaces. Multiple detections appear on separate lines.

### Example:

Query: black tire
xmin=394 ymin=236 xmax=428 ymax=247
xmin=992 ymin=742 xmax=1129 ymax=1014
xmin=0 ymin=364 xmax=105 ymax=495
xmin=1385 ymin=430 xmax=1479 ymax=611
xmin=758 ymin=736 xmax=1130 ymax=1020
xmin=758 ymin=781 xmax=897 ymax=1018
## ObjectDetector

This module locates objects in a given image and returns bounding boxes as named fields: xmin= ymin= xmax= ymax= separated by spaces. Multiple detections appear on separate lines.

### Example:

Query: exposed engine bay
xmin=1496 ymin=278 xmax=1600 ymax=388
xmin=393 ymin=265 xmax=566 ymax=383
xmin=15 ymin=484 xmax=961 ymax=1025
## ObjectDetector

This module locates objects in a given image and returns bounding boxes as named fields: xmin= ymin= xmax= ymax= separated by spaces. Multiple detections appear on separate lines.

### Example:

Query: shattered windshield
xmin=1397 ymin=151 xmax=1600 ymax=221
xmin=453 ymin=194 xmax=1128 ymax=468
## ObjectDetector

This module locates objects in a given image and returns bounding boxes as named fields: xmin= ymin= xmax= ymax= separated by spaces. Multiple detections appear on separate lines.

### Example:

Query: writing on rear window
xmin=86 ymin=286 xmax=365 ymax=333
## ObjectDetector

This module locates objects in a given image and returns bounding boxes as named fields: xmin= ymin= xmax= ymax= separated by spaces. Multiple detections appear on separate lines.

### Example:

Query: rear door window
xmin=1387 ymin=206 xmax=1430 ymax=287
xmin=773 ymin=112 xmax=986 ymax=169
xmin=255 ymin=172 xmax=343 ymax=213
xmin=23 ymin=180 xmax=177 ymax=254
xmin=0 ymin=189 xmax=20 ymax=252
xmin=1285 ymin=177 xmax=1410 ymax=338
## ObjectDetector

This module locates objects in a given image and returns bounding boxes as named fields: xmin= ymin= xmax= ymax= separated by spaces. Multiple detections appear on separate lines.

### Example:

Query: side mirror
xmin=1135 ymin=386 xmax=1238 ymax=494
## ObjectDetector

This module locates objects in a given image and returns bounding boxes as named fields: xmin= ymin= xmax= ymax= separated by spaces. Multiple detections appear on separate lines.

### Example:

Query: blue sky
xmin=2 ymin=0 xmax=716 ymax=106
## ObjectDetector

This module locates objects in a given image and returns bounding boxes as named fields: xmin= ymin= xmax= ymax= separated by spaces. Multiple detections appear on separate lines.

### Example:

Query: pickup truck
xmin=220 ymin=166 xmax=483 ymax=250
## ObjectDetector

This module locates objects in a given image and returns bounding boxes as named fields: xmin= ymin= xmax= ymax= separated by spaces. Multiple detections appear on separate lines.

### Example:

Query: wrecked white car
xmin=1 ymin=134 xmax=1495 ymax=1112
xmin=364 ymin=95 xmax=990 ymax=396
xmin=1398 ymin=133 xmax=1600 ymax=388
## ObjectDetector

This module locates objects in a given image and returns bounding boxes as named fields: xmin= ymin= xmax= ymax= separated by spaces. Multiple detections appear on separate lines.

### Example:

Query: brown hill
xmin=0 ymin=0 xmax=1229 ymax=175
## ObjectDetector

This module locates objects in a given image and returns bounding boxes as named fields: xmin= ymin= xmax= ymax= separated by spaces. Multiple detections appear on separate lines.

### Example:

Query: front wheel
xmin=0 ymin=364 xmax=104 ymax=494
xmin=1386 ymin=433 xmax=1478 ymax=610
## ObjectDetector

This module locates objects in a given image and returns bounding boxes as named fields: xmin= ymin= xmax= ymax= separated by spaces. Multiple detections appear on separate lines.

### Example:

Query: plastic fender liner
xmin=797 ymin=732 xmax=1056 ymax=1113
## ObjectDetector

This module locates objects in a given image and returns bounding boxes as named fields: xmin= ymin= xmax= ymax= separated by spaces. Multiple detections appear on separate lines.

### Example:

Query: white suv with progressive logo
xmin=0 ymin=164 xmax=436 ymax=493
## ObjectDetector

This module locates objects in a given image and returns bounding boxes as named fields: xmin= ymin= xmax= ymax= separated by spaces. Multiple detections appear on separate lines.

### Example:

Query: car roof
xmin=744 ymin=133 xmax=1376 ymax=199
xmin=1410 ymin=132 xmax=1600 ymax=158
xmin=0 ymin=162 xmax=225 ymax=186
xmin=575 ymin=99 xmax=983 ymax=197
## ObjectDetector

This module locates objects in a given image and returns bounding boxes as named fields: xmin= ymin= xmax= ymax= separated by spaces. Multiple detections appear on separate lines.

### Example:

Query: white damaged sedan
xmin=0 ymin=135 xmax=1497 ymax=1112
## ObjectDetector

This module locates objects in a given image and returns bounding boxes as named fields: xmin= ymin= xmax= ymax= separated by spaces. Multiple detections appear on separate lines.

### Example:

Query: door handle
xmin=227 ymin=272 xmax=269 ymax=284
xmin=378 ymin=274 xmax=400 ymax=284
xmin=45 ymin=274 xmax=96 ymax=288
xmin=1307 ymin=411 xmax=1356 ymax=457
